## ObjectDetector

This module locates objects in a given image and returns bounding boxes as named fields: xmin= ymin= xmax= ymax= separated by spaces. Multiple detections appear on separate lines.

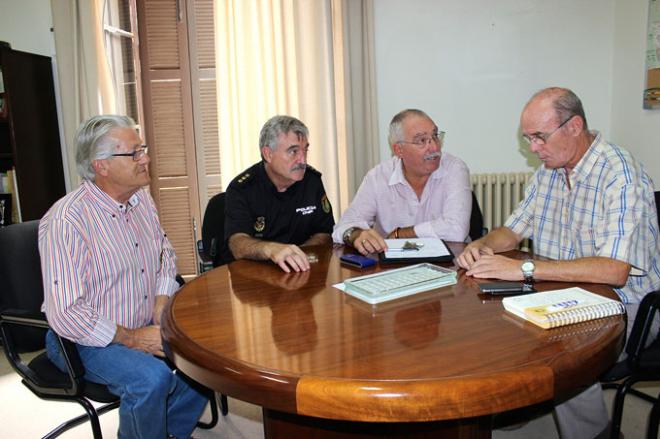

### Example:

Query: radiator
xmin=471 ymin=172 xmax=533 ymax=232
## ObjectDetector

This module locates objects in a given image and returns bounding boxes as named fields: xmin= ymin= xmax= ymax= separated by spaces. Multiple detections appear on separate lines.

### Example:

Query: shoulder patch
xmin=321 ymin=194 xmax=331 ymax=213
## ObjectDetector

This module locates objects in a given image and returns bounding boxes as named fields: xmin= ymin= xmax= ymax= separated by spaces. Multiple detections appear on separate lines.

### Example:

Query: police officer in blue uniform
xmin=223 ymin=115 xmax=334 ymax=272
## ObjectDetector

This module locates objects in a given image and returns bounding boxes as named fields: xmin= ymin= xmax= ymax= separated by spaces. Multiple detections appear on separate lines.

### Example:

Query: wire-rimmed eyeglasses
xmin=522 ymin=116 xmax=573 ymax=145
xmin=111 ymin=145 xmax=149 ymax=161
xmin=397 ymin=131 xmax=445 ymax=148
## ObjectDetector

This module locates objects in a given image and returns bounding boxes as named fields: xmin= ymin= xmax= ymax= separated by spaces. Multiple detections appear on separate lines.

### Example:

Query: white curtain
xmin=51 ymin=0 xmax=116 ymax=189
xmin=214 ymin=0 xmax=379 ymax=215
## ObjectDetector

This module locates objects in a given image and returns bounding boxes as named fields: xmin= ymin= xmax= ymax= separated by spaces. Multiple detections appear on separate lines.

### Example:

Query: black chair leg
xmin=197 ymin=390 xmax=220 ymax=429
xmin=648 ymin=392 xmax=660 ymax=439
xmin=220 ymin=393 xmax=229 ymax=416
xmin=43 ymin=397 xmax=104 ymax=439
xmin=610 ymin=378 xmax=635 ymax=439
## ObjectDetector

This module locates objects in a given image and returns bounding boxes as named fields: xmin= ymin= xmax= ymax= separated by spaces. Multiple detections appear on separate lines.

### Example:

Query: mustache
xmin=291 ymin=163 xmax=307 ymax=172
xmin=424 ymin=151 xmax=442 ymax=161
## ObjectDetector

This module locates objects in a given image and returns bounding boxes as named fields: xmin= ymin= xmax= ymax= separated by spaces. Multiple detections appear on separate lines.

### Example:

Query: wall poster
xmin=645 ymin=0 xmax=660 ymax=108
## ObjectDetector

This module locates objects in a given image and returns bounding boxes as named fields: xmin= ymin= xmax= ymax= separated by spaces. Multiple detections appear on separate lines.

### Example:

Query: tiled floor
xmin=0 ymin=348 xmax=657 ymax=438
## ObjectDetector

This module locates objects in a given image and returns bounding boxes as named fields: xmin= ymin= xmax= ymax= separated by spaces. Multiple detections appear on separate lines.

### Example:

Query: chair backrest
xmin=655 ymin=191 xmax=659 ymax=229
xmin=469 ymin=191 xmax=485 ymax=242
xmin=201 ymin=192 xmax=226 ymax=267
xmin=0 ymin=220 xmax=47 ymax=351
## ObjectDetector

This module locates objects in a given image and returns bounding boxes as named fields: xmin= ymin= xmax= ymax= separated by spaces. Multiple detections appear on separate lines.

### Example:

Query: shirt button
xmin=144 ymin=295 xmax=148 ymax=300
xmin=141 ymin=269 xmax=145 ymax=273
xmin=135 ymin=243 xmax=139 ymax=247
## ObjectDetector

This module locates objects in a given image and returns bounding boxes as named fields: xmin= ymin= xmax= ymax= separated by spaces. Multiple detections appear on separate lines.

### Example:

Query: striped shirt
xmin=39 ymin=180 xmax=178 ymax=347
xmin=505 ymin=132 xmax=660 ymax=304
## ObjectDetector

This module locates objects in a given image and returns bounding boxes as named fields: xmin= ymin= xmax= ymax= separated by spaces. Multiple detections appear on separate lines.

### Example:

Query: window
xmin=103 ymin=0 xmax=143 ymax=127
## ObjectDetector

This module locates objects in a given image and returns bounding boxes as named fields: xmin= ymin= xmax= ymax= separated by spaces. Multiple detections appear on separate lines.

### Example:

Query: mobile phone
xmin=478 ymin=281 xmax=535 ymax=296
xmin=340 ymin=254 xmax=377 ymax=269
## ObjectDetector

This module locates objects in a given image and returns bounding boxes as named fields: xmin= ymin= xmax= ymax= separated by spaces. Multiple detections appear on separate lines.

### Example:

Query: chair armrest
xmin=626 ymin=290 xmax=660 ymax=367
xmin=0 ymin=308 xmax=86 ymax=385
xmin=197 ymin=239 xmax=214 ymax=273
xmin=0 ymin=308 xmax=49 ymax=328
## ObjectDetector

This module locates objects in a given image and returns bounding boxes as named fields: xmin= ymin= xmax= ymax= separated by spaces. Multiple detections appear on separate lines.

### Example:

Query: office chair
xmin=600 ymin=290 xmax=660 ymax=438
xmin=600 ymin=192 xmax=660 ymax=438
xmin=469 ymin=191 xmax=487 ymax=242
xmin=0 ymin=220 xmax=120 ymax=439
xmin=197 ymin=192 xmax=227 ymax=272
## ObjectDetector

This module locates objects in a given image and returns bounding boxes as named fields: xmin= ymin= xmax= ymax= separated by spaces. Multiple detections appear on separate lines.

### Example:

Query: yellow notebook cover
xmin=502 ymin=287 xmax=625 ymax=329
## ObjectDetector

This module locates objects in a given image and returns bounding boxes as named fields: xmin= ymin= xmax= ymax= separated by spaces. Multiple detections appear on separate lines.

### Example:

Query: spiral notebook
xmin=502 ymin=287 xmax=625 ymax=329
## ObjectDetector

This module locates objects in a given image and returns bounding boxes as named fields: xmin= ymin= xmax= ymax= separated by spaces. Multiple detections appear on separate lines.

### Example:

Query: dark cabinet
xmin=0 ymin=42 xmax=65 ymax=221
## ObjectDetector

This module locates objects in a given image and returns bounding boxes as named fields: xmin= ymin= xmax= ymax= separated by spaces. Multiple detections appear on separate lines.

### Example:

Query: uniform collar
xmin=259 ymin=161 xmax=301 ymax=196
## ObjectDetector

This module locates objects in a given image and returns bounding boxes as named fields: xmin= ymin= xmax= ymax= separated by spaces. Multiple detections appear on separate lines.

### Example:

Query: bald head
xmin=521 ymin=87 xmax=593 ymax=171
xmin=523 ymin=87 xmax=588 ymax=131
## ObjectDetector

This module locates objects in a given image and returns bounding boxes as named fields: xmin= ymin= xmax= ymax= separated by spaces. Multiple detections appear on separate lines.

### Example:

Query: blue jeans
xmin=46 ymin=330 xmax=208 ymax=439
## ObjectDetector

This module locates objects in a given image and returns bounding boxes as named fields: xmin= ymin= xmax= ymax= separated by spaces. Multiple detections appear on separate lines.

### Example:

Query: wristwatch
xmin=342 ymin=227 xmax=358 ymax=246
xmin=521 ymin=259 xmax=536 ymax=284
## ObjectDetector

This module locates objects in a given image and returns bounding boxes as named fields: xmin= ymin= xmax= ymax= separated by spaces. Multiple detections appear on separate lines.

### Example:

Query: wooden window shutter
xmin=189 ymin=0 xmax=222 ymax=206
xmin=137 ymin=0 xmax=200 ymax=276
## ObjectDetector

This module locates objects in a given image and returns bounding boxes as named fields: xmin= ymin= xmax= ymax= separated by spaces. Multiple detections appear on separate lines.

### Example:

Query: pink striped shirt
xmin=39 ymin=180 xmax=178 ymax=347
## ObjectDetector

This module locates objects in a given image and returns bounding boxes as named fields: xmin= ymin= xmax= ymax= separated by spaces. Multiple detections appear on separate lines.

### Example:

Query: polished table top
xmin=162 ymin=243 xmax=625 ymax=423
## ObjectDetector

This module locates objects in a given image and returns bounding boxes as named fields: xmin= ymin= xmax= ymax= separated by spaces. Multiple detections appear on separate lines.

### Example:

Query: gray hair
xmin=531 ymin=87 xmax=589 ymax=130
xmin=75 ymin=115 xmax=136 ymax=181
xmin=258 ymin=115 xmax=309 ymax=153
xmin=388 ymin=109 xmax=432 ymax=146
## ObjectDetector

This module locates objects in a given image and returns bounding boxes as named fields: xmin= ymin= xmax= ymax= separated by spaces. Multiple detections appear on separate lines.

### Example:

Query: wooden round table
xmin=162 ymin=244 xmax=625 ymax=438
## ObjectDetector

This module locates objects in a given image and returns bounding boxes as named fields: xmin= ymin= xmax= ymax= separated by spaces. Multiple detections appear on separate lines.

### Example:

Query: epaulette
xmin=306 ymin=165 xmax=321 ymax=177
xmin=236 ymin=171 xmax=255 ymax=184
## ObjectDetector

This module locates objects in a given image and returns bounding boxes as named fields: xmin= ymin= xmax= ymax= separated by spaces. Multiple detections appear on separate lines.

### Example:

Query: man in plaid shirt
xmin=458 ymin=87 xmax=659 ymax=439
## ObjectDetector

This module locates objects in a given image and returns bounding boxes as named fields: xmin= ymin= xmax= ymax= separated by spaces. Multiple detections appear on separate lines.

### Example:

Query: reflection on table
xmin=162 ymin=244 xmax=625 ymax=438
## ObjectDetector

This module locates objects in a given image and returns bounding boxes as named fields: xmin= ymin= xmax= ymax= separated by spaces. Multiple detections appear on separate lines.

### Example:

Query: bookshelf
xmin=0 ymin=42 xmax=65 ymax=223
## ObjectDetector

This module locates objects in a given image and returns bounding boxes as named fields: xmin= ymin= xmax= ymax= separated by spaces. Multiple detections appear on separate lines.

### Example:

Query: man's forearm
xmin=229 ymin=233 xmax=274 ymax=261
xmin=481 ymin=227 xmax=521 ymax=252
xmin=535 ymin=257 xmax=630 ymax=286
xmin=301 ymin=233 xmax=332 ymax=247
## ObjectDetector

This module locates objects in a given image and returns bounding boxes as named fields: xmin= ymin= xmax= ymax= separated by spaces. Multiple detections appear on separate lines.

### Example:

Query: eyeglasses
xmin=111 ymin=145 xmax=149 ymax=161
xmin=522 ymin=116 xmax=573 ymax=145
xmin=397 ymin=131 xmax=445 ymax=148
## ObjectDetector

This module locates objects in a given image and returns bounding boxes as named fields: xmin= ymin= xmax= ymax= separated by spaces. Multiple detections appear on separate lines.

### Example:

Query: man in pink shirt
xmin=332 ymin=109 xmax=471 ymax=255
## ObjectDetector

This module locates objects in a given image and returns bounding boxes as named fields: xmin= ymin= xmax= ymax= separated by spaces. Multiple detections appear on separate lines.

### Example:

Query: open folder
xmin=379 ymin=238 xmax=454 ymax=264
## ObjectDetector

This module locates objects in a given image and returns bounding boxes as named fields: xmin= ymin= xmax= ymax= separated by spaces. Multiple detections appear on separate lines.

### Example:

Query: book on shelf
xmin=502 ymin=287 xmax=625 ymax=329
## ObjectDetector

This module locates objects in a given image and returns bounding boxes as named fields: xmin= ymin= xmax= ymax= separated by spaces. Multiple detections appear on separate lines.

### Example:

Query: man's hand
xmin=465 ymin=254 xmax=523 ymax=280
xmin=456 ymin=240 xmax=495 ymax=269
xmin=113 ymin=325 xmax=164 ymax=357
xmin=152 ymin=295 xmax=169 ymax=326
xmin=265 ymin=242 xmax=310 ymax=273
xmin=352 ymin=228 xmax=387 ymax=255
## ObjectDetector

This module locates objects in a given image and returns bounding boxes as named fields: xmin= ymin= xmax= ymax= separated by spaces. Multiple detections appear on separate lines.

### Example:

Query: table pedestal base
xmin=263 ymin=409 xmax=492 ymax=438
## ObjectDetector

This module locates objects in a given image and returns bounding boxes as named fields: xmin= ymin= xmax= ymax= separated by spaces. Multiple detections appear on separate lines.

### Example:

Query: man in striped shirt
xmin=458 ymin=88 xmax=660 ymax=439
xmin=39 ymin=115 xmax=208 ymax=439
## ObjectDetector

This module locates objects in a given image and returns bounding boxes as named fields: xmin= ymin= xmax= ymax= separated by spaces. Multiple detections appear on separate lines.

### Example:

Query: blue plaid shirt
xmin=505 ymin=132 xmax=660 ymax=304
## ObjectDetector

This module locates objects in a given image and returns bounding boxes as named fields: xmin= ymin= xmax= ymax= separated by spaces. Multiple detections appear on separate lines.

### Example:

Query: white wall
xmin=0 ymin=0 xmax=54 ymax=56
xmin=611 ymin=0 xmax=660 ymax=185
xmin=373 ymin=0 xmax=624 ymax=175
xmin=2 ymin=0 xmax=656 ymax=184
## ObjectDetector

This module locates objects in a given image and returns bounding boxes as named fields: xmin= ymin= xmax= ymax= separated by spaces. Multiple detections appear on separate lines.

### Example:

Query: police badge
xmin=254 ymin=216 xmax=266 ymax=233
xmin=321 ymin=194 xmax=331 ymax=213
